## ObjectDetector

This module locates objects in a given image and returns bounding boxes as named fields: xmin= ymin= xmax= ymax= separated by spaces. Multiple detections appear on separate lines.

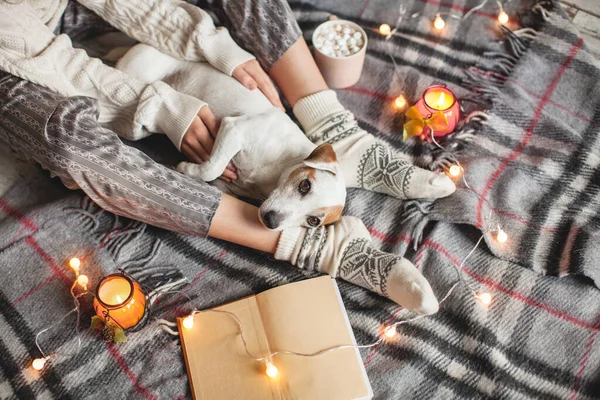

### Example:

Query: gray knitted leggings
xmin=0 ymin=0 xmax=302 ymax=237
xmin=59 ymin=0 xmax=302 ymax=70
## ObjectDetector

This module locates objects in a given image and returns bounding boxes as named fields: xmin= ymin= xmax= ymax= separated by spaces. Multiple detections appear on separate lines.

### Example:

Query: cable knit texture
xmin=274 ymin=216 xmax=439 ymax=314
xmin=0 ymin=0 xmax=255 ymax=149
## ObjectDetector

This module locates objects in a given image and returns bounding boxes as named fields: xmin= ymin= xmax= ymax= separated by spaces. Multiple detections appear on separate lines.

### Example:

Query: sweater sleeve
xmin=78 ymin=0 xmax=256 ymax=76
xmin=0 ymin=2 xmax=205 ymax=150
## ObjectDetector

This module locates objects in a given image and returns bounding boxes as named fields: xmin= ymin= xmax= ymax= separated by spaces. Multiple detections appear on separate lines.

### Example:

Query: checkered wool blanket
xmin=1 ymin=0 xmax=599 ymax=399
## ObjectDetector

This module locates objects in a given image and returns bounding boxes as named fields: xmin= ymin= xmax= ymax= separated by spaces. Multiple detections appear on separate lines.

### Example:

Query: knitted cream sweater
xmin=0 ymin=0 xmax=255 ymax=150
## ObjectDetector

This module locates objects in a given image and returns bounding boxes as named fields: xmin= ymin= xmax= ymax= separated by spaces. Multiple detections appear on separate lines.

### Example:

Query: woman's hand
xmin=181 ymin=107 xmax=238 ymax=182
xmin=233 ymin=60 xmax=284 ymax=111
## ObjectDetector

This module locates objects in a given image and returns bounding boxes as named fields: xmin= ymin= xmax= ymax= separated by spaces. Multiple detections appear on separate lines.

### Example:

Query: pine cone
xmin=100 ymin=324 xmax=116 ymax=343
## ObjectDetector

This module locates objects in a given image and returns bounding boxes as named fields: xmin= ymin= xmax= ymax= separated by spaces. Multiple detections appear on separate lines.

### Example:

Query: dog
xmin=116 ymin=44 xmax=346 ymax=230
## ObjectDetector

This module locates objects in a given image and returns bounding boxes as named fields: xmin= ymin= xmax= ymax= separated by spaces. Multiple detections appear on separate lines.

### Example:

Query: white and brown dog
xmin=117 ymin=44 xmax=345 ymax=231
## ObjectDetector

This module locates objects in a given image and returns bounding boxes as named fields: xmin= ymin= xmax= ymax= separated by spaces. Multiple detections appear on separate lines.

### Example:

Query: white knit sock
xmin=293 ymin=90 xmax=456 ymax=200
xmin=275 ymin=216 xmax=439 ymax=314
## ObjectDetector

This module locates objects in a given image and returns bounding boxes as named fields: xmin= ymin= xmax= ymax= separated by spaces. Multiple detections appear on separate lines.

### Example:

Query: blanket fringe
xmin=464 ymin=24 xmax=537 ymax=103
xmin=403 ymin=1 xmax=552 ymax=249
xmin=64 ymin=196 xmax=189 ymax=321
xmin=402 ymin=200 xmax=434 ymax=250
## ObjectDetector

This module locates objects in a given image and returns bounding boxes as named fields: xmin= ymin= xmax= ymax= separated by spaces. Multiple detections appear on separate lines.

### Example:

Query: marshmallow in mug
xmin=314 ymin=23 xmax=365 ymax=58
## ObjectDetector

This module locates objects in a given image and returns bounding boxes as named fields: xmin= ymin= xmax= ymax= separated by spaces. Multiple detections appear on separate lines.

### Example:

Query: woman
xmin=0 ymin=0 xmax=454 ymax=314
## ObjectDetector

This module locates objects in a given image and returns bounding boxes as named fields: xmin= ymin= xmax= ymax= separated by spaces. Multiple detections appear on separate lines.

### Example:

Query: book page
xmin=255 ymin=276 xmax=372 ymax=400
xmin=179 ymin=296 xmax=281 ymax=400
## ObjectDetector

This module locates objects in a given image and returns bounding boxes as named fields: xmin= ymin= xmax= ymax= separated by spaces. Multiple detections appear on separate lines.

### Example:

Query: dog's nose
xmin=262 ymin=211 xmax=281 ymax=229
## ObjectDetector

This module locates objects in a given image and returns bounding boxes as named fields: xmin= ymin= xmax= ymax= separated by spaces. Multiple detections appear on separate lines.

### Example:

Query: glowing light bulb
xmin=448 ymin=165 xmax=462 ymax=178
xmin=77 ymin=274 xmax=88 ymax=290
xmin=69 ymin=257 xmax=81 ymax=271
xmin=32 ymin=358 xmax=46 ymax=371
xmin=477 ymin=292 xmax=492 ymax=306
xmin=496 ymin=229 xmax=508 ymax=243
xmin=182 ymin=315 xmax=195 ymax=329
xmin=498 ymin=11 xmax=509 ymax=25
xmin=433 ymin=15 xmax=446 ymax=30
xmin=384 ymin=327 xmax=397 ymax=338
xmin=394 ymin=95 xmax=407 ymax=110
xmin=379 ymin=24 xmax=391 ymax=36
xmin=265 ymin=361 xmax=278 ymax=378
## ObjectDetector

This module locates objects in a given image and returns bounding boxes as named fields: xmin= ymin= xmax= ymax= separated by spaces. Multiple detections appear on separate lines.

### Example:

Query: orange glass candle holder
xmin=414 ymin=85 xmax=460 ymax=137
xmin=93 ymin=273 xmax=146 ymax=330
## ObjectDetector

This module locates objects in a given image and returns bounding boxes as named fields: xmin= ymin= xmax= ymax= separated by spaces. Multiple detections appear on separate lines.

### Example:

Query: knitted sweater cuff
xmin=202 ymin=27 xmax=256 ymax=76
xmin=274 ymin=227 xmax=305 ymax=263
xmin=142 ymin=82 xmax=207 ymax=151
xmin=293 ymin=90 xmax=346 ymax=132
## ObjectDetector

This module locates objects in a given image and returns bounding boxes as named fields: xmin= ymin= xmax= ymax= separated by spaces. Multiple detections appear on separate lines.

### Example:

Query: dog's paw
xmin=175 ymin=162 xmax=193 ymax=175
xmin=175 ymin=161 xmax=220 ymax=182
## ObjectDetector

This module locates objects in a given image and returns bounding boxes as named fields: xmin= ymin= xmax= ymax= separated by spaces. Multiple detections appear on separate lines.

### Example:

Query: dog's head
xmin=259 ymin=143 xmax=346 ymax=230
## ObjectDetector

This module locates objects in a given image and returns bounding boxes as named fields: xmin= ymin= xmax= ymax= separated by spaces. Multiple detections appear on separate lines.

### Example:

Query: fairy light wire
xmin=34 ymin=259 xmax=95 ymax=364
xmin=376 ymin=0 xmax=513 ymax=40
xmin=34 ymin=0 xmax=517 ymax=370
xmin=160 ymin=281 xmax=462 ymax=361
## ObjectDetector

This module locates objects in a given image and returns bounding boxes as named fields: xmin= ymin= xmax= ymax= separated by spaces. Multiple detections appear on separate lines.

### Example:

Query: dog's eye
xmin=307 ymin=216 xmax=321 ymax=227
xmin=298 ymin=179 xmax=311 ymax=195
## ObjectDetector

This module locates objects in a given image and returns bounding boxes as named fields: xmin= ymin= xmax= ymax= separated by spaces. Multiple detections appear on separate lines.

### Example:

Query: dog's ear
xmin=322 ymin=205 xmax=344 ymax=225
xmin=304 ymin=143 xmax=338 ymax=175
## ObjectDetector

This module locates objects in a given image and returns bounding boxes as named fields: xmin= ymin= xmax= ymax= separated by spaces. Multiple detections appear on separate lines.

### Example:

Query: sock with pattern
xmin=275 ymin=216 xmax=439 ymax=314
xmin=293 ymin=90 xmax=456 ymax=200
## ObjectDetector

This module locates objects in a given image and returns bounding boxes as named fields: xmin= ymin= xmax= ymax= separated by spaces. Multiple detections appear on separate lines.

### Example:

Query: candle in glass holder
xmin=415 ymin=85 xmax=460 ymax=137
xmin=94 ymin=273 xmax=146 ymax=329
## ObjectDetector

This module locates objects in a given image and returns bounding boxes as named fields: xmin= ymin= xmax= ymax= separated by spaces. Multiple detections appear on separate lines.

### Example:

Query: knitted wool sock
xmin=293 ymin=90 xmax=456 ymax=200
xmin=275 ymin=216 xmax=439 ymax=314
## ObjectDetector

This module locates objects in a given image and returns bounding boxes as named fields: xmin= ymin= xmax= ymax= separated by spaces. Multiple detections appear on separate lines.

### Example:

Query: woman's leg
xmin=269 ymin=37 xmax=328 ymax=107
xmin=201 ymin=0 xmax=455 ymax=200
xmin=193 ymin=0 xmax=302 ymax=72
xmin=0 ymin=71 xmax=279 ymax=251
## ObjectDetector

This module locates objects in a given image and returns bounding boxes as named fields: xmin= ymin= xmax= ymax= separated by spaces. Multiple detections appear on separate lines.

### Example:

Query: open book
xmin=178 ymin=276 xmax=373 ymax=400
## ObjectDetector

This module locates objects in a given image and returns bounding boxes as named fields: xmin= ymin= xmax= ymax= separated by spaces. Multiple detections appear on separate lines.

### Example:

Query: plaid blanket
xmin=1 ymin=0 xmax=599 ymax=399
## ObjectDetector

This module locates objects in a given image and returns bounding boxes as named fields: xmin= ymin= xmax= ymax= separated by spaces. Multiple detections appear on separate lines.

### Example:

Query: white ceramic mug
xmin=312 ymin=20 xmax=368 ymax=89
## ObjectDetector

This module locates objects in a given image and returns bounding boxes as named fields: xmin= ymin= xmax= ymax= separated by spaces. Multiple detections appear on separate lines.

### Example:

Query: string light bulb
xmin=498 ymin=10 xmax=509 ymax=25
xmin=448 ymin=165 xmax=462 ymax=178
xmin=384 ymin=326 xmax=397 ymax=338
xmin=76 ymin=274 xmax=88 ymax=290
xmin=182 ymin=314 xmax=195 ymax=329
xmin=32 ymin=357 xmax=47 ymax=371
xmin=496 ymin=229 xmax=508 ymax=243
xmin=394 ymin=95 xmax=407 ymax=110
xmin=69 ymin=257 xmax=81 ymax=271
xmin=379 ymin=23 xmax=391 ymax=36
xmin=477 ymin=292 xmax=492 ymax=306
xmin=265 ymin=361 xmax=279 ymax=378
xmin=433 ymin=14 xmax=446 ymax=30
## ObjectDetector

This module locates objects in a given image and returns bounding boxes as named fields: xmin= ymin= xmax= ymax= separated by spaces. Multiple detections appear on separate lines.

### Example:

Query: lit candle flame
xmin=436 ymin=92 xmax=446 ymax=108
